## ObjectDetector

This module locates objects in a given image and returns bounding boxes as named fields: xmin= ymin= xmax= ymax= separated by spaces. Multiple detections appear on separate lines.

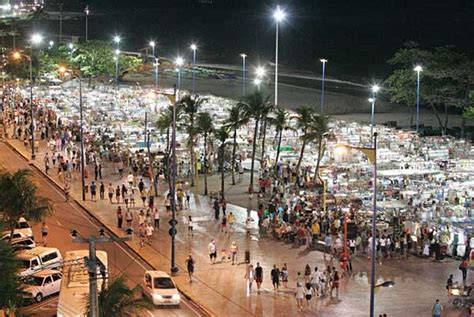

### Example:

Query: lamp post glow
xmin=255 ymin=66 xmax=266 ymax=91
xmin=68 ymin=42 xmax=74 ymax=61
xmin=370 ymin=85 xmax=380 ymax=145
xmin=190 ymin=44 xmax=197 ymax=94
xmin=414 ymin=65 xmax=422 ymax=133
xmin=273 ymin=5 xmax=286 ymax=106
xmin=320 ymin=58 xmax=327 ymax=113
xmin=113 ymin=35 xmax=121 ymax=45
xmin=254 ymin=78 xmax=262 ymax=91
xmin=175 ymin=57 xmax=184 ymax=96
xmin=240 ymin=53 xmax=247 ymax=95
xmin=84 ymin=5 xmax=90 ymax=42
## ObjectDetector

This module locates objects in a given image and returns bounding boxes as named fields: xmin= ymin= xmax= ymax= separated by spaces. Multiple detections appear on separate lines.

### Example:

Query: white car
xmin=2 ymin=231 xmax=29 ymax=241
xmin=22 ymin=269 xmax=62 ymax=303
xmin=10 ymin=237 xmax=36 ymax=250
xmin=2 ymin=217 xmax=34 ymax=240
xmin=142 ymin=271 xmax=181 ymax=306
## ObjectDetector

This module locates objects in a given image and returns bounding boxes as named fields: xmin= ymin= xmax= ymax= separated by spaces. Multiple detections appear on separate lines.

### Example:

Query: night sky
xmin=43 ymin=0 xmax=474 ymax=81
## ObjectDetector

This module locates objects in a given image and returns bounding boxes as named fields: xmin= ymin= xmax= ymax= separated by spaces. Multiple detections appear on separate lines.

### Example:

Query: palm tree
xmin=0 ymin=239 xmax=23 ymax=314
xmin=259 ymin=102 xmax=274 ymax=166
xmin=177 ymin=94 xmax=207 ymax=187
xmin=0 ymin=169 xmax=52 ymax=241
xmin=310 ymin=114 xmax=330 ymax=183
xmin=155 ymin=106 xmax=173 ymax=154
xmin=237 ymin=90 xmax=271 ymax=193
xmin=267 ymin=107 xmax=292 ymax=175
xmin=215 ymin=126 xmax=230 ymax=199
xmin=196 ymin=111 xmax=214 ymax=196
xmin=294 ymin=106 xmax=316 ymax=178
xmin=224 ymin=105 xmax=248 ymax=185
xmin=88 ymin=275 xmax=153 ymax=317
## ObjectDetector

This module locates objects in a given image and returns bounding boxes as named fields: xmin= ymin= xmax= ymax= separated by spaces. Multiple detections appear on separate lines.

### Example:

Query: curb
xmin=3 ymin=140 xmax=215 ymax=317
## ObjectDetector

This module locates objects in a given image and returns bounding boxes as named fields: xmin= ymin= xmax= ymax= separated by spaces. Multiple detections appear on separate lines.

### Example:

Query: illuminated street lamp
xmin=254 ymin=66 xmax=266 ymax=91
xmin=175 ymin=56 xmax=184 ymax=94
xmin=254 ymin=78 xmax=262 ymax=91
xmin=27 ymin=33 xmax=43 ymax=159
xmin=320 ymin=58 xmax=328 ymax=113
xmin=149 ymin=41 xmax=159 ymax=111
xmin=190 ymin=44 xmax=197 ymax=94
xmin=240 ymin=53 xmax=247 ymax=95
xmin=414 ymin=65 xmax=423 ymax=133
xmin=84 ymin=5 xmax=90 ymax=42
xmin=68 ymin=42 xmax=74 ymax=61
xmin=369 ymin=85 xmax=380 ymax=145
xmin=113 ymin=35 xmax=121 ymax=45
xmin=273 ymin=5 xmax=286 ymax=106
xmin=114 ymin=49 xmax=120 ymax=90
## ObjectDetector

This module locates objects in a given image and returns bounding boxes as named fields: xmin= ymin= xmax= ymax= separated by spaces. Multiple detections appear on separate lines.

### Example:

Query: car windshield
xmin=153 ymin=277 xmax=175 ymax=289
xmin=23 ymin=276 xmax=43 ymax=286
xmin=16 ymin=222 xmax=30 ymax=229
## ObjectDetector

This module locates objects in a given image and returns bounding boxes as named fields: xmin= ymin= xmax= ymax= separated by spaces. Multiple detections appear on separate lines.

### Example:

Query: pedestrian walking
xmin=90 ymin=181 xmax=97 ymax=201
xmin=153 ymin=208 xmax=160 ymax=228
xmin=115 ymin=185 xmax=121 ymax=204
xmin=186 ymin=190 xmax=191 ymax=209
xmin=99 ymin=182 xmax=105 ymax=200
xmin=213 ymin=198 xmax=220 ymax=220
xmin=431 ymin=299 xmax=443 ymax=317
xmin=185 ymin=255 xmax=195 ymax=283
xmin=117 ymin=206 xmax=123 ymax=228
xmin=255 ymin=262 xmax=263 ymax=294
xmin=139 ymin=223 xmax=146 ymax=247
xmin=41 ymin=222 xmax=49 ymax=246
xmin=324 ymin=234 xmax=332 ymax=259
xmin=221 ymin=198 xmax=227 ymax=216
xmin=228 ymin=212 xmax=236 ymax=232
xmin=221 ymin=215 xmax=227 ymax=233
xmin=64 ymin=183 xmax=70 ymax=202
xmin=108 ymin=183 xmax=114 ymax=203
xmin=125 ymin=208 xmax=133 ymax=227
xmin=145 ymin=222 xmax=154 ymax=245
xmin=304 ymin=264 xmax=311 ymax=283
xmin=208 ymin=239 xmax=217 ymax=264
xmin=141 ymin=189 xmax=147 ymax=207
xmin=330 ymin=271 xmax=340 ymax=297
xmin=230 ymin=241 xmax=239 ymax=265
xmin=245 ymin=264 xmax=255 ymax=295
xmin=459 ymin=258 xmax=469 ymax=283
xmin=295 ymin=283 xmax=305 ymax=311
xmin=281 ymin=263 xmax=289 ymax=288
xmin=271 ymin=264 xmax=280 ymax=291
xmin=310 ymin=267 xmax=320 ymax=297
xmin=188 ymin=216 xmax=194 ymax=236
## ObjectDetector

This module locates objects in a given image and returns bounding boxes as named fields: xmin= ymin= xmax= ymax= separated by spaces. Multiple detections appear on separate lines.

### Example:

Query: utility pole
xmin=79 ymin=72 xmax=86 ymax=201
xmin=170 ymin=85 xmax=178 ymax=274
xmin=71 ymin=228 xmax=132 ymax=317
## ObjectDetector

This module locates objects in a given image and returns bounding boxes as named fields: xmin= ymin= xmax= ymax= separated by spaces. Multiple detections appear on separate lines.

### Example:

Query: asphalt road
xmin=0 ymin=142 xmax=203 ymax=317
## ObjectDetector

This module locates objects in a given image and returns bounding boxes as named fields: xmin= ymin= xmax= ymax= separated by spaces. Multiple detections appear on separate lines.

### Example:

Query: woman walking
xmin=295 ymin=283 xmax=305 ymax=311
xmin=186 ymin=255 xmax=195 ymax=283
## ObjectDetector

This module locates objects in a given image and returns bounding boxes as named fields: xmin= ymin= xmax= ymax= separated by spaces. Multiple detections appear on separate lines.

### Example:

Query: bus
xmin=57 ymin=250 xmax=108 ymax=317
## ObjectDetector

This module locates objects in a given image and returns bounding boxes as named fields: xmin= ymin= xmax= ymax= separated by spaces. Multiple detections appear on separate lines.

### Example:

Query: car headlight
xmin=153 ymin=294 xmax=163 ymax=300
xmin=172 ymin=294 xmax=181 ymax=301
xmin=451 ymin=289 xmax=460 ymax=295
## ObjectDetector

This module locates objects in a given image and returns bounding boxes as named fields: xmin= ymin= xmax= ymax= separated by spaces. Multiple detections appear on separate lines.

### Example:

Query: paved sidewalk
xmin=4 ymin=133 xmax=466 ymax=317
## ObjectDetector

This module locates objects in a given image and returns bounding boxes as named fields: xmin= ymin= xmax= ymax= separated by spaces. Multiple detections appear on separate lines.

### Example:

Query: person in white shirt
xmin=145 ymin=223 xmax=154 ymax=245
xmin=153 ymin=208 xmax=160 ymax=228
xmin=138 ymin=210 xmax=146 ymax=226
xmin=208 ymin=239 xmax=217 ymax=264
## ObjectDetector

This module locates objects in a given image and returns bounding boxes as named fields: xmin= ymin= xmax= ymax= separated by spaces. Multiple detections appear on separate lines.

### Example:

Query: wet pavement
xmin=3 ymin=130 xmax=472 ymax=317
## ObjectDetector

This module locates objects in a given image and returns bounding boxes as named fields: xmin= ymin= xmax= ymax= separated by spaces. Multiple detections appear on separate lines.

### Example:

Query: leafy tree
xmin=258 ymin=102 xmax=275 ymax=166
xmin=0 ymin=238 xmax=23 ymax=314
xmin=215 ymin=126 xmax=230 ymax=199
xmin=307 ymin=114 xmax=330 ymax=182
xmin=237 ymin=90 xmax=271 ymax=193
xmin=224 ymin=105 xmax=248 ymax=185
xmin=0 ymin=169 xmax=52 ymax=241
xmin=196 ymin=112 xmax=214 ymax=195
xmin=88 ymin=275 xmax=152 ymax=317
xmin=177 ymin=94 xmax=207 ymax=187
xmin=266 ymin=107 xmax=292 ymax=175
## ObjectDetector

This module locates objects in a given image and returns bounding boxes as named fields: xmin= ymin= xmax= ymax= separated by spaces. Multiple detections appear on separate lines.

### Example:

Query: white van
xmin=17 ymin=247 xmax=63 ymax=277
xmin=142 ymin=271 xmax=180 ymax=306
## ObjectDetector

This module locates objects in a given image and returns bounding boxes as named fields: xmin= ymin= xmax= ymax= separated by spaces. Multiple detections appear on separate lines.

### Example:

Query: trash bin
xmin=245 ymin=250 xmax=250 ymax=264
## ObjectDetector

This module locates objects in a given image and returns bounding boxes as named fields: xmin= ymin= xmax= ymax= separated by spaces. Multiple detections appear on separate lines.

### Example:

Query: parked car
xmin=10 ymin=237 xmax=36 ymax=250
xmin=2 ymin=217 xmax=34 ymax=240
xmin=142 ymin=271 xmax=181 ymax=306
xmin=22 ymin=269 xmax=62 ymax=303
xmin=16 ymin=247 xmax=63 ymax=277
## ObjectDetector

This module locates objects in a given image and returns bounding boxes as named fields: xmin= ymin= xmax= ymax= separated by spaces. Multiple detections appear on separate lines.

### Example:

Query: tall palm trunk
xmin=274 ymin=129 xmax=283 ymax=176
xmin=203 ymin=133 xmax=208 ymax=195
xmin=249 ymin=119 xmax=259 ymax=192
xmin=313 ymin=137 xmax=323 ymax=183
xmin=295 ymin=139 xmax=306 ymax=185
xmin=220 ymin=144 xmax=225 ymax=199
xmin=260 ymin=121 xmax=267 ymax=164
xmin=231 ymin=128 xmax=237 ymax=185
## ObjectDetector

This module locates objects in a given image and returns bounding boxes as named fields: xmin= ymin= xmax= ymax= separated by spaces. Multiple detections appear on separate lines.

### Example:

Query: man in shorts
xmin=255 ymin=262 xmax=263 ymax=294
xmin=208 ymin=239 xmax=217 ymax=264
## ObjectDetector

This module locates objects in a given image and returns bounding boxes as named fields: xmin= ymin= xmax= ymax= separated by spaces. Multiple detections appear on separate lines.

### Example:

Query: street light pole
xmin=190 ymin=44 xmax=197 ymax=94
xmin=29 ymin=48 xmax=34 ymax=160
xmin=369 ymin=132 xmax=378 ymax=317
xmin=273 ymin=5 xmax=286 ymax=106
xmin=369 ymin=85 xmax=380 ymax=146
xmin=79 ymin=71 xmax=86 ymax=201
xmin=320 ymin=58 xmax=327 ymax=113
xmin=114 ymin=49 xmax=120 ymax=91
xmin=71 ymin=229 xmax=132 ymax=317
xmin=414 ymin=66 xmax=422 ymax=133
xmin=170 ymin=84 xmax=178 ymax=274
xmin=84 ymin=5 xmax=90 ymax=42
xmin=240 ymin=53 xmax=247 ymax=96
